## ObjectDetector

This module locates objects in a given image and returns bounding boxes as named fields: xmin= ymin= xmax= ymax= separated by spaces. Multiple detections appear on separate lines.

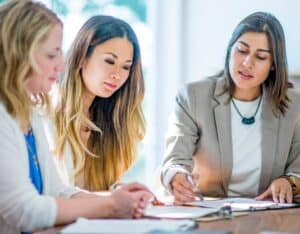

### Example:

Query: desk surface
xmin=199 ymin=208 xmax=300 ymax=234
xmin=36 ymin=208 xmax=300 ymax=234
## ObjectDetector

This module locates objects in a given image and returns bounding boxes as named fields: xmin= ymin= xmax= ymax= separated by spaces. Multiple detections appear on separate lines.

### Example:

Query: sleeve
xmin=0 ymin=116 xmax=56 ymax=232
xmin=45 ymin=147 xmax=82 ymax=198
xmin=160 ymin=85 xmax=202 ymax=190
xmin=285 ymin=115 xmax=300 ymax=176
xmin=38 ymin=115 xmax=81 ymax=198
xmin=161 ymin=166 xmax=190 ymax=193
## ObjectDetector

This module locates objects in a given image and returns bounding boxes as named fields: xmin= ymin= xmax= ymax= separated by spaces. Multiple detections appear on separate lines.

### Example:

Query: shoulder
xmin=0 ymin=102 xmax=19 ymax=132
xmin=0 ymin=102 xmax=11 ymax=120
xmin=288 ymin=88 xmax=300 ymax=101
xmin=178 ymin=77 xmax=218 ymax=101
xmin=287 ymin=88 xmax=300 ymax=112
xmin=185 ymin=77 xmax=216 ymax=94
xmin=279 ymin=88 xmax=300 ymax=123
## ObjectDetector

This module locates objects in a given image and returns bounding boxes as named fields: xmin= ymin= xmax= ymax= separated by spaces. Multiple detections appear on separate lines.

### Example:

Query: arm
xmin=257 ymin=115 xmax=300 ymax=203
xmin=0 ymin=115 xmax=58 ymax=232
xmin=284 ymin=115 xmax=300 ymax=195
xmin=161 ymin=86 xmax=201 ymax=203
xmin=55 ymin=182 xmax=155 ymax=224
xmin=0 ymin=114 xmax=153 ymax=232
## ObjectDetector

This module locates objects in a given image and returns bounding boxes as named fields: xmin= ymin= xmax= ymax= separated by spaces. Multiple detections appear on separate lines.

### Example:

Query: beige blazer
xmin=161 ymin=77 xmax=300 ymax=197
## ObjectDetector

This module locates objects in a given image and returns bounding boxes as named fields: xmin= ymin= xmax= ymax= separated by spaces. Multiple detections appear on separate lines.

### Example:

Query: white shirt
xmin=228 ymin=97 xmax=262 ymax=196
xmin=0 ymin=104 xmax=79 ymax=234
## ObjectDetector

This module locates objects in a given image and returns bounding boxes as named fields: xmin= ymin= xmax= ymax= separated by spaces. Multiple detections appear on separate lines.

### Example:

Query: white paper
xmin=186 ymin=197 xmax=298 ymax=211
xmin=61 ymin=218 xmax=196 ymax=234
xmin=145 ymin=205 xmax=219 ymax=219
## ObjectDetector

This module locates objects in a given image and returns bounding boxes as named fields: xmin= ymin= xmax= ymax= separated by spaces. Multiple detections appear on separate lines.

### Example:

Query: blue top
xmin=25 ymin=128 xmax=43 ymax=194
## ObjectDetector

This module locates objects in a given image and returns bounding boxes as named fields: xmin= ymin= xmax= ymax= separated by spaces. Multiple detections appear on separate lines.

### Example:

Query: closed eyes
xmin=104 ymin=58 xmax=131 ymax=71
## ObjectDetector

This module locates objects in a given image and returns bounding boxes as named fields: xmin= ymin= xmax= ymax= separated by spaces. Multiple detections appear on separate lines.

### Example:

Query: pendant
xmin=242 ymin=116 xmax=255 ymax=125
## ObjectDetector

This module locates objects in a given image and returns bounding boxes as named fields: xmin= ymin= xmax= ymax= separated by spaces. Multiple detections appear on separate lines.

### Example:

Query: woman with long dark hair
xmin=50 ymin=15 xmax=145 ymax=191
xmin=161 ymin=12 xmax=300 ymax=204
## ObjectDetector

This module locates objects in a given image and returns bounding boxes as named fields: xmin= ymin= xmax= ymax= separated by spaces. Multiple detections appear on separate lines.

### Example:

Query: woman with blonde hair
xmin=50 ymin=15 xmax=146 ymax=191
xmin=0 ymin=1 xmax=152 ymax=233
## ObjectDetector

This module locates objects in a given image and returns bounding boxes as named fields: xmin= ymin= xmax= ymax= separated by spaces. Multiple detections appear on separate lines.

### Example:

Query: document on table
xmin=144 ymin=205 xmax=219 ymax=219
xmin=61 ymin=218 xmax=196 ymax=234
xmin=185 ymin=197 xmax=300 ymax=211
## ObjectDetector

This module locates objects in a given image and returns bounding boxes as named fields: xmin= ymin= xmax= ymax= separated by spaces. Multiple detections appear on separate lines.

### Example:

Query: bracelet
xmin=109 ymin=182 xmax=123 ymax=191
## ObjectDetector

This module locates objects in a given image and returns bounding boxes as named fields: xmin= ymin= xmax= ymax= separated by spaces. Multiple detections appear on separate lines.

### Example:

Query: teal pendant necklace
xmin=232 ymin=95 xmax=262 ymax=125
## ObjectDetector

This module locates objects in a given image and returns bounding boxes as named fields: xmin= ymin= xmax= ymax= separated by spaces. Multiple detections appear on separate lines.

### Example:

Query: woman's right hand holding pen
xmin=170 ymin=172 xmax=203 ymax=204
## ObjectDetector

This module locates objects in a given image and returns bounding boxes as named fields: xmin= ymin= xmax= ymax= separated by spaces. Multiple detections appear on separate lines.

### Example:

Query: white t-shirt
xmin=228 ymin=96 xmax=262 ymax=196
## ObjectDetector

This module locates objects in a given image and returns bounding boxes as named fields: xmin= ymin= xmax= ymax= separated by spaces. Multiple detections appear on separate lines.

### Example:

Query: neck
xmin=21 ymin=123 xmax=30 ymax=134
xmin=83 ymin=90 xmax=95 ymax=116
xmin=233 ymin=87 xmax=261 ymax=101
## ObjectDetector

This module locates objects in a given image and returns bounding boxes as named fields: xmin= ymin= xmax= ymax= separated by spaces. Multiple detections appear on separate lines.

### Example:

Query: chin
xmin=97 ymin=92 xmax=114 ymax=98
xmin=43 ymin=86 xmax=54 ymax=94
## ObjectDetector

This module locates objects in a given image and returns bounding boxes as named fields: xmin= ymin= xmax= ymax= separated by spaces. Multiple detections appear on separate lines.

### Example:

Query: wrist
xmin=106 ymin=194 xmax=118 ymax=218
xmin=109 ymin=182 xmax=123 ymax=191
xmin=94 ymin=193 xmax=115 ymax=218
xmin=277 ymin=175 xmax=297 ymax=194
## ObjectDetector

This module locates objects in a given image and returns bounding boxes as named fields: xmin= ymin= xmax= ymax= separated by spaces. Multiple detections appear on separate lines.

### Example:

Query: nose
xmin=242 ymin=55 xmax=254 ymax=69
xmin=111 ymin=67 xmax=121 ymax=80
xmin=55 ymin=53 xmax=64 ymax=73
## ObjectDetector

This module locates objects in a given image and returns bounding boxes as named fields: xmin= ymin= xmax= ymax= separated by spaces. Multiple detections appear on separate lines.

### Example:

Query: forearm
xmin=55 ymin=196 xmax=113 ymax=225
xmin=71 ymin=191 xmax=102 ymax=198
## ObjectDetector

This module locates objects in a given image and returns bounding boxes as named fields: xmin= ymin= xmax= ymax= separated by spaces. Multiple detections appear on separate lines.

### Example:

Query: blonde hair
xmin=55 ymin=15 xmax=145 ymax=190
xmin=0 ymin=0 xmax=61 ymax=127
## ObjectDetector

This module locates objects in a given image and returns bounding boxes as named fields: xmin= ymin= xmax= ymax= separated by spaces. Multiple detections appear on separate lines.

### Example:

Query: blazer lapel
xmin=258 ymin=89 xmax=279 ymax=193
xmin=213 ymin=78 xmax=233 ymax=195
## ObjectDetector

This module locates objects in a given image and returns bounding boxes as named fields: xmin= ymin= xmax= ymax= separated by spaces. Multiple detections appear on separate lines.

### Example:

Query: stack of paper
xmin=61 ymin=218 xmax=196 ymax=234
xmin=186 ymin=197 xmax=299 ymax=211
xmin=145 ymin=205 xmax=219 ymax=219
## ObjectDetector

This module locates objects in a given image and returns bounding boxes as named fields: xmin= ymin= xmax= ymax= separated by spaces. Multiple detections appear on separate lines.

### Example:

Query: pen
xmin=186 ymin=174 xmax=204 ymax=200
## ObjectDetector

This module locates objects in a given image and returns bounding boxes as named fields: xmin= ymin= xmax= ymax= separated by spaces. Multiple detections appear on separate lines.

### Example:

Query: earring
xmin=271 ymin=66 xmax=275 ymax=71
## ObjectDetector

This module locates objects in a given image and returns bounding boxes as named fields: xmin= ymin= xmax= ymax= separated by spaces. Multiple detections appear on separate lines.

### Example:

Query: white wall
xmin=147 ymin=0 xmax=300 ymax=177
xmin=185 ymin=0 xmax=300 ymax=82
xmin=146 ymin=0 xmax=186 ymax=182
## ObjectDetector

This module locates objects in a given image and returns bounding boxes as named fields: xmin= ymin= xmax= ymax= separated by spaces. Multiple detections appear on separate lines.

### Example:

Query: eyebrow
xmin=237 ymin=41 xmax=271 ymax=53
xmin=105 ymin=52 xmax=133 ymax=63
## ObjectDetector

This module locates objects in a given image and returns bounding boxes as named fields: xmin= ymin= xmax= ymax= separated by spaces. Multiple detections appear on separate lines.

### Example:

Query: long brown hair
xmin=55 ymin=15 xmax=145 ymax=190
xmin=222 ymin=12 xmax=292 ymax=116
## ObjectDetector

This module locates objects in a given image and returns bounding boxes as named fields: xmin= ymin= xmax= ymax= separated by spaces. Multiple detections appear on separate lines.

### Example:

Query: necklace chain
xmin=25 ymin=129 xmax=40 ymax=168
xmin=231 ymin=96 xmax=262 ymax=125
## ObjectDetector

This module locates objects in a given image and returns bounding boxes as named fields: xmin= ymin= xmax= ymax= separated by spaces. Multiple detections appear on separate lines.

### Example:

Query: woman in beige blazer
xmin=161 ymin=12 xmax=300 ymax=204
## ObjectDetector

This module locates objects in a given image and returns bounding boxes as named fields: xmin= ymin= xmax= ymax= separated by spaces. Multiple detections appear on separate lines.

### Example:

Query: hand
xmin=171 ymin=173 xmax=197 ymax=204
xmin=118 ymin=182 xmax=164 ymax=206
xmin=110 ymin=182 xmax=154 ymax=218
xmin=256 ymin=178 xmax=293 ymax=203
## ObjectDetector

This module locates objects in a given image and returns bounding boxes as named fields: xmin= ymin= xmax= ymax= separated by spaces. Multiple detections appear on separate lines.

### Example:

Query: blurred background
xmin=2 ymin=0 xmax=299 ymax=191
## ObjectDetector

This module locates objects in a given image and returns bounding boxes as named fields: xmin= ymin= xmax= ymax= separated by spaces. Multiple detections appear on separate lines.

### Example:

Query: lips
xmin=104 ymin=81 xmax=117 ymax=89
xmin=48 ymin=77 xmax=57 ymax=82
xmin=238 ymin=70 xmax=254 ymax=80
